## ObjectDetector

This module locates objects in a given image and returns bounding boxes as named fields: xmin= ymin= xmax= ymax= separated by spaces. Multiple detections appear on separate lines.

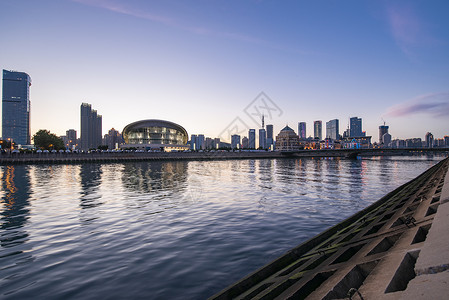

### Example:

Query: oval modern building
xmin=122 ymin=119 xmax=189 ymax=151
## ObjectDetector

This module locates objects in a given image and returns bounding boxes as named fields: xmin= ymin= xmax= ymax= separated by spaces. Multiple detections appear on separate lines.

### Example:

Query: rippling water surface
xmin=0 ymin=156 xmax=445 ymax=299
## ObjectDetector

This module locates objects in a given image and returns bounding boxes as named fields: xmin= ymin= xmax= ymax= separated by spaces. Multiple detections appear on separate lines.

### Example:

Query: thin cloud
xmin=72 ymin=0 xmax=266 ymax=44
xmin=384 ymin=92 xmax=449 ymax=118
xmin=385 ymin=3 xmax=435 ymax=58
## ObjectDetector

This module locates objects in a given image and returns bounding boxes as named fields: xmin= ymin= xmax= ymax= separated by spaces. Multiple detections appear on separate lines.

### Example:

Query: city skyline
xmin=1 ymin=1 xmax=448 ymax=141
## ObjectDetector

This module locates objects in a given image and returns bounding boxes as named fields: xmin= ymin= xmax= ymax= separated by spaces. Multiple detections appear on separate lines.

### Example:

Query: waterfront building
xmin=104 ymin=128 xmax=122 ymax=150
xmin=259 ymin=128 xmax=267 ymax=149
xmin=197 ymin=134 xmax=205 ymax=150
xmin=314 ymin=121 xmax=322 ymax=141
xmin=242 ymin=136 xmax=249 ymax=149
xmin=214 ymin=138 xmax=220 ymax=149
xmin=298 ymin=122 xmax=307 ymax=139
xmin=205 ymin=137 xmax=213 ymax=150
xmin=379 ymin=124 xmax=389 ymax=144
xmin=382 ymin=133 xmax=392 ymax=148
xmin=425 ymin=132 xmax=434 ymax=148
xmin=80 ymin=103 xmax=102 ymax=150
xmin=2 ymin=70 xmax=32 ymax=145
xmin=405 ymin=138 xmax=422 ymax=148
xmin=122 ymin=119 xmax=189 ymax=151
xmin=341 ymin=136 xmax=372 ymax=149
xmin=275 ymin=126 xmax=299 ymax=151
xmin=266 ymin=124 xmax=274 ymax=149
xmin=231 ymin=134 xmax=241 ymax=149
xmin=325 ymin=119 xmax=339 ymax=140
xmin=65 ymin=129 xmax=77 ymax=150
xmin=445 ymin=136 xmax=449 ymax=147
xmin=190 ymin=134 xmax=197 ymax=150
xmin=350 ymin=117 xmax=363 ymax=137
xmin=248 ymin=129 xmax=256 ymax=149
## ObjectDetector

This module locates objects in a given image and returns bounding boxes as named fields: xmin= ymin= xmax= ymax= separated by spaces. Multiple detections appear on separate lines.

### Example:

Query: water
xmin=0 ymin=155 xmax=445 ymax=299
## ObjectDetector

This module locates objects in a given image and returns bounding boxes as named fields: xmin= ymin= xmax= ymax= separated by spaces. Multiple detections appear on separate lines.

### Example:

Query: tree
xmin=33 ymin=130 xmax=65 ymax=150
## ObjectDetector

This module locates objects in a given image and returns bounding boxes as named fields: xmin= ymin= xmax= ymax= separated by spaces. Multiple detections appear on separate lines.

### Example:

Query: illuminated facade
xmin=122 ymin=119 xmax=188 ymax=151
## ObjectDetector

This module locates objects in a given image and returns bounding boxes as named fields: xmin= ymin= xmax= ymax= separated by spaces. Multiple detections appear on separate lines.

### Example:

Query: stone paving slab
xmin=400 ymin=271 xmax=449 ymax=300
xmin=414 ymin=201 xmax=449 ymax=276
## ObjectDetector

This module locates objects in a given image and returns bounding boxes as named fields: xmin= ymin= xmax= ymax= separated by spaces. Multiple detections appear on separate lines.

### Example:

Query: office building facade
xmin=314 ymin=120 xmax=322 ymax=140
xmin=248 ymin=129 xmax=256 ymax=149
xmin=231 ymin=134 xmax=241 ymax=149
xmin=2 ymin=70 xmax=32 ymax=145
xmin=379 ymin=125 xmax=389 ymax=144
xmin=350 ymin=117 xmax=363 ymax=137
xmin=65 ymin=129 xmax=77 ymax=150
xmin=80 ymin=103 xmax=103 ymax=150
xmin=259 ymin=128 xmax=267 ymax=149
xmin=326 ymin=119 xmax=339 ymax=140
xmin=298 ymin=122 xmax=306 ymax=139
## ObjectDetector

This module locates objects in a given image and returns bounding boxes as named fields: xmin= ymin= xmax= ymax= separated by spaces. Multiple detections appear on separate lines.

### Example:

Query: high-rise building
xmin=242 ymin=136 xmax=249 ymax=149
xmin=314 ymin=121 xmax=322 ymax=140
xmin=298 ymin=122 xmax=306 ymax=139
xmin=104 ymin=128 xmax=122 ymax=150
xmin=231 ymin=134 xmax=241 ymax=149
xmin=326 ymin=119 xmax=339 ymax=140
xmin=379 ymin=125 xmax=389 ymax=144
xmin=214 ymin=138 xmax=220 ymax=149
xmin=350 ymin=117 xmax=363 ymax=137
xmin=80 ymin=103 xmax=102 ymax=150
xmin=425 ymin=132 xmax=434 ymax=148
xmin=190 ymin=134 xmax=197 ymax=150
xmin=2 ymin=70 xmax=32 ymax=145
xmin=382 ymin=133 xmax=392 ymax=147
xmin=259 ymin=128 xmax=267 ymax=149
xmin=65 ymin=129 xmax=77 ymax=149
xmin=248 ymin=129 xmax=256 ymax=149
xmin=266 ymin=124 xmax=274 ymax=149
xmin=197 ymin=134 xmax=205 ymax=150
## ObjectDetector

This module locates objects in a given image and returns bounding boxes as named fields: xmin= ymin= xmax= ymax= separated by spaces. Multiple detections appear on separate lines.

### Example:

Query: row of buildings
xmin=2 ymin=69 xmax=449 ymax=152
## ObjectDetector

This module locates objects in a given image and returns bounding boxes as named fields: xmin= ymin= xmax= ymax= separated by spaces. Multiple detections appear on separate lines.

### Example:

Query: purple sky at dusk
xmin=1 ymin=0 xmax=449 ymax=142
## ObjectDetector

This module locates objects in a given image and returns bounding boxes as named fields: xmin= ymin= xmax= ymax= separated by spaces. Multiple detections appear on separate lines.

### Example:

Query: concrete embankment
xmin=210 ymin=157 xmax=449 ymax=300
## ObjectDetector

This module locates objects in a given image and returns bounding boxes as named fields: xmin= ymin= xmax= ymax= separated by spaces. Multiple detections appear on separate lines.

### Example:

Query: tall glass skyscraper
xmin=298 ymin=122 xmax=306 ymax=139
xmin=2 ymin=70 xmax=32 ymax=145
xmin=326 ymin=119 xmax=339 ymax=140
xmin=350 ymin=117 xmax=363 ymax=137
xmin=314 ymin=120 xmax=322 ymax=140
xmin=248 ymin=129 xmax=256 ymax=149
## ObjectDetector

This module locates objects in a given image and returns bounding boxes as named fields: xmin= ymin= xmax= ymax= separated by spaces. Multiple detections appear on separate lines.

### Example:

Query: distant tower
xmin=425 ymin=132 xmax=434 ymax=148
xmin=326 ymin=119 xmax=339 ymax=140
xmin=379 ymin=123 xmax=389 ymax=144
xmin=80 ymin=103 xmax=102 ymax=150
xmin=262 ymin=114 xmax=265 ymax=129
xmin=248 ymin=129 xmax=256 ymax=149
xmin=314 ymin=120 xmax=322 ymax=140
xmin=298 ymin=122 xmax=306 ymax=139
xmin=2 ymin=70 xmax=32 ymax=145
xmin=350 ymin=117 xmax=362 ymax=137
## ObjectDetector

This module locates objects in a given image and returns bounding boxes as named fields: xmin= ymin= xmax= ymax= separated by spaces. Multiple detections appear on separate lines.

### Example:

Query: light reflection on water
xmin=0 ymin=155 xmax=445 ymax=299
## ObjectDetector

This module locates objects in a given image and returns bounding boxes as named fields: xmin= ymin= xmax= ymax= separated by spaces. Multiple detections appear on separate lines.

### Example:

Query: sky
xmin=1 ymin=0 xmax=449 ymax=143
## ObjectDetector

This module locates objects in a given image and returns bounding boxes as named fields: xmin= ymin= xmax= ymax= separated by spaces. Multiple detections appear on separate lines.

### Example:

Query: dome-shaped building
xmin=122 ymin=119 xmax=189 ymax=151
xmin=275 ymin=125 xmax=300 ymax=151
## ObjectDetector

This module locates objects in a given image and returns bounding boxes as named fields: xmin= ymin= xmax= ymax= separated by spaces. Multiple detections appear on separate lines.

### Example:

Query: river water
xmin=0 ymin=155 xmax=445 ymax=299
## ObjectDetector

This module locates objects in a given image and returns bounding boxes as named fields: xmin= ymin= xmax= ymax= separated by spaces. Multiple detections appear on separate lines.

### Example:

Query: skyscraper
xmin=326 ymin=119 xmax=339 ymax=140
xmin=314 ymin=120 xmax=322 ymax=140
xmin=248 ymin=129 xmax=256 ymax=149
xmin=425 ymin=132 xmax=434 ymax=148
xmin=266 ymin=124 xmax=274 ymax=149
xmin=80 ymin=103 xmax=102 ymax=150
xmin=350 ymin=117 xmax=363 ymax=137
xmin=298 ymin=122 xmax=306 ymax=139
xmin=2 ymin=70 xmax=32 ymax=145
xmin=259 ymin=128 xmax=266 ymax=149
xmin=379 ymin=125 xmax=389 ymax=144
xmin=231 ymin=134 xmax=240 ymax=149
